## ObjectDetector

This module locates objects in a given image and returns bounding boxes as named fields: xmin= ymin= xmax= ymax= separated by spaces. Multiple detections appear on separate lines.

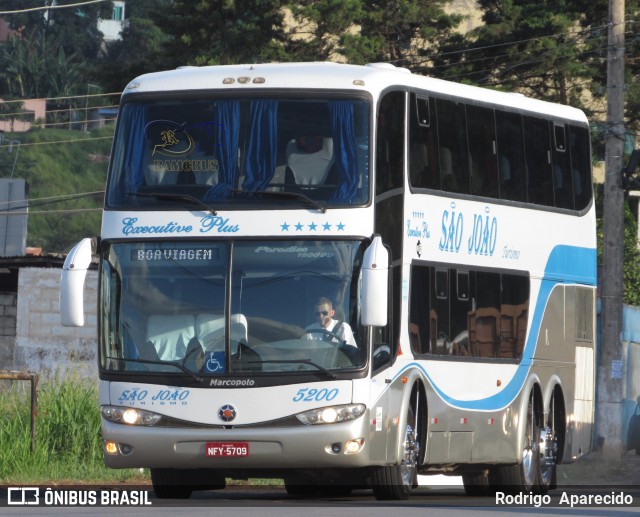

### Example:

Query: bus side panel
xmin=419 ymin=283 xmax=595 ymax=468
xmin=532 ymin=284 xmax=595 ymax=462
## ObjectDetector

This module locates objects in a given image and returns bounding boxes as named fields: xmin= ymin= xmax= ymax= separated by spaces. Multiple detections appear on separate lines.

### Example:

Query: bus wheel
xmin=540 ymin=387 xmax=565 ymax=491
xmin=495 ymin=391 xmax=542 ymax=493
xmin=462 ymin=471 xmax=495 ymax=497
xmin=371 ymin=400 xmax=420 ymax=500
xmin=150 ymin=468 xmax=193 ymax=499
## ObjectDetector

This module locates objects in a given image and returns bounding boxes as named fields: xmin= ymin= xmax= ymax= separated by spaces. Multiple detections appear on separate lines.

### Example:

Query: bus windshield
xmin=100 ymin=240 xmax=367 ymax=377
xmin=106 ymin=96 xmax=370 ymax=209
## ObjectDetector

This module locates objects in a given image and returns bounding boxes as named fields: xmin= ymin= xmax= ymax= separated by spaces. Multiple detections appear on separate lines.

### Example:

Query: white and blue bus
xmin=61 ymin=62 xmax=596 ymax=500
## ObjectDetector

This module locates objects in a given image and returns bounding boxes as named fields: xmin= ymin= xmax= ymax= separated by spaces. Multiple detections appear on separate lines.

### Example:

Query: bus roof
xmin=123 ymin=62 xmax=587 ymax=124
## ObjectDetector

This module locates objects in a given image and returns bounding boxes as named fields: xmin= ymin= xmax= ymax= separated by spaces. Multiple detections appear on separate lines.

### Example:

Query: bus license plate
xmin=206 ymin=442 xmax=249 ymax=457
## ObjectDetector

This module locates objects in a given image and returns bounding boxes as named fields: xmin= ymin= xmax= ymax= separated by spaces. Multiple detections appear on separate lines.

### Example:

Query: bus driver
xmin=303 ymin=297 xmax=357 ymax=347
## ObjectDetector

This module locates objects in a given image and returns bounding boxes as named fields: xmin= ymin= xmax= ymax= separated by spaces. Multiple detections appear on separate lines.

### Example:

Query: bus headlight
xmin=296 ymin=404 xmax=366 ymax=425
xmin=101 ymin=406 xmax=163 ymax=426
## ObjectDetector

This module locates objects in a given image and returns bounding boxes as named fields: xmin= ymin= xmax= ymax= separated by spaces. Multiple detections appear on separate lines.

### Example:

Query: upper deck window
xmin=106 ymin=96 xmax=370 ymax=210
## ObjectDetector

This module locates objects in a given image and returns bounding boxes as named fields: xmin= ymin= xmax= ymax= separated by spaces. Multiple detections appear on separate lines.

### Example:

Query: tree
xmin=0 ymin=0 xmax=109 ymax=99
xmin=0 ymin=98 xmax=27 ymax=133
xmin=0 ymin=31 xmax=83 ymax=99
xmin=1 ymin=0 xmax=110 ymax=62
xmin=437 ymin=1 xmax=596 ymax=107
xmin=288 ymin=0 xmax=462 ymax=69
xmin=152 ymin=0 xmax=289 ymax=68
xmin=576 ymin=0 xmax=640 ymax=134
xmin=286 ymin=0 xmax=367 ymax=61
xmin=95 ymin=0 xmax=173 ymax=92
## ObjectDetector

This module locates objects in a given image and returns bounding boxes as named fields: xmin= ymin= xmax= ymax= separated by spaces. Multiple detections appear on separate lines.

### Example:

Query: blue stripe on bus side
xmin=394 ymin=245 xmax=596 ymax=411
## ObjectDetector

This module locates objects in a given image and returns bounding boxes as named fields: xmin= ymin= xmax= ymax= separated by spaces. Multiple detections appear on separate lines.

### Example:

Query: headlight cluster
xmin=101 ymin=406 xmax=162 ymax=426
xmin=296 ymin=403 xmax=366 ymax=425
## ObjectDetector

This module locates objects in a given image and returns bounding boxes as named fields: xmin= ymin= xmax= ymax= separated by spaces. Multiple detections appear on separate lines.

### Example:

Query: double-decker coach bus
xmin=60 ymin=62 xmax=596 ymax=500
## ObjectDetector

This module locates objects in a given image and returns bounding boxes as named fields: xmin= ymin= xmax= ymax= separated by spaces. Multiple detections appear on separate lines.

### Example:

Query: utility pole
xmin=598 ymin=0 xmax=626 ymax=457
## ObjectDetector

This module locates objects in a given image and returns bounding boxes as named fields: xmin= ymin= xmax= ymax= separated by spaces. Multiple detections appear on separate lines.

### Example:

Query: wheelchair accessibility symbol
xmin=204 ymin=351 xmax=225 ymax=373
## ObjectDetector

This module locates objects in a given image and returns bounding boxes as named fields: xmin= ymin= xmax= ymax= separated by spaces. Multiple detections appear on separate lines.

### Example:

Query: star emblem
xmin=336 ymin=222 xmax=345 ymax=231
xmin=295 ymin=222 xmax=303 ymax=231
xmin=323 ymin=222 xmax=332 ymax=231
xmin=281 ymin=222 xmax=290 ymax=231
xmin=218 ymin=404 xmax=237 ymax=422
xmin=308 ymin=222 xmax=317 ymax=231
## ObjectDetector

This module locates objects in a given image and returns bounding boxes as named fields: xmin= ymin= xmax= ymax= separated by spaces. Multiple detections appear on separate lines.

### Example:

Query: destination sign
xmin=130 ymin=247 xmax=221 ymax=262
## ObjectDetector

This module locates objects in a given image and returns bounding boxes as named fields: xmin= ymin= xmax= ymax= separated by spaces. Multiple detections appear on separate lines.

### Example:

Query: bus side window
xmin=436 ymin=98 xmax=470 ymax=194
xmin=409 ymin=94 xmax=440 ymax=189
xmin=552 ymin=123 xmax=573 ymax=209
xmin=376 ymin=92 xmax=404 ymax=193
xmin=496 ymin=110 xmax=526 ymax=202
xmin=524 ymin=116 xmax=553 ymax=206
xmin=373 ymin=263 xmax=401 ymax=371
xmin=375 ymin=91 xmax=405 ymax=276
xmin=569 ymin=125 xmax=592 ymax=211
xmin=409 ymin=264 xmax=431 ymax=355
xmin=466 ymin=104 xmax=498 ymax=198
xmin=469 ymin=272 xmax=500 ymax=358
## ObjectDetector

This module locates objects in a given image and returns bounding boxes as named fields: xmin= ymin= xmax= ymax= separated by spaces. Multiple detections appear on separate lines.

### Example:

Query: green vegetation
xmin=0 ymin=378 xmax=145 ymax=484
xmin=0 ymin=126 xmax=112 ymax=253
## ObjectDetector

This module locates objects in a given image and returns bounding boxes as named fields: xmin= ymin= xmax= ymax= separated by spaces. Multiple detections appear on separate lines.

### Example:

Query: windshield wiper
xmin=229 ymin=189 xmax=326 ymax=213
xmin=127 ymin=192 xmax=217 ymax=215
xmin=115 ymin=357 xmax=204 ymax=383
xmin=248 ymin=359 xmax=336 ymax=378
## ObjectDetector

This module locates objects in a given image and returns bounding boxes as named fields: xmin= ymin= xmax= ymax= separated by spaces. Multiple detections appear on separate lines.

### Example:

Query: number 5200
xmin=292 ymin=387 xmax=339 ymax=402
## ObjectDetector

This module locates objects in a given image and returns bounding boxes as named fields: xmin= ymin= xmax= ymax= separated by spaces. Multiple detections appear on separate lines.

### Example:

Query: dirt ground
xmin=557 ymin=449 xmax=640 ymax=487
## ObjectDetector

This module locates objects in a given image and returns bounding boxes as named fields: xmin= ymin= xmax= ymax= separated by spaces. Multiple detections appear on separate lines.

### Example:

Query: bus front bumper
xmin=101 ymin=416 xmax=374 ymax=470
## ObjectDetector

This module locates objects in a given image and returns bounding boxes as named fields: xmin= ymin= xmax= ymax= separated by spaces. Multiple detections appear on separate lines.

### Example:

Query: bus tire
xmin=494 ymin=390 xmax=542 ymax=494
xmin=150 ymin=468 xmax=225 ymax=499
xmin=462 ymin=471 xmax=496 ymax=497
xmin=371 ymin=399 xmax=420 ymax=500
xmin=150 ymin=468 xmax=193 ymax=499
xmin=540 ymin=386 xmax=565 ymax=492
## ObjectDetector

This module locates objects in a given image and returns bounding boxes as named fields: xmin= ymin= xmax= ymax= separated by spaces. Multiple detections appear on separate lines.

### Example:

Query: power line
xmin=0 ymin=135 xmax=113 ymax=150
xmin=0 ymin=190 xmax=105 ymax=209
xmin=0 ymin=92 xmax=121 ymax=106
xmin=0 ymin=0 xmax=110 ymax=16
xmin=0 ymin=207 xmax=102 ymax=216
xmin=0 ymin=102 xmax=119 ymax=120
xmin=0 ymin=192 xmax=105 ymax=216
xmin=434 ymin=21 xmax=613 ymax=58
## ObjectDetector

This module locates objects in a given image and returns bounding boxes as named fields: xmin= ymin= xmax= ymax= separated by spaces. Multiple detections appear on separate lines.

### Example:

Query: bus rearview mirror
xmin=361 ymin=235 xmax=389 ymax=327
xmin=60 ymin=238 xmax=94 ymax=327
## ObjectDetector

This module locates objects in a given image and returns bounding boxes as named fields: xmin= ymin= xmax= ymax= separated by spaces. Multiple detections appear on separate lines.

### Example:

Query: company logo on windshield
xmin=144 ymin=119 xmax=220 ymax=173
xmin=146 ymin=120 xmax=195 ymax=157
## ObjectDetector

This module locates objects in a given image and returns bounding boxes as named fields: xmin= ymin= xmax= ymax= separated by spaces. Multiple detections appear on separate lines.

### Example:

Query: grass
xmin=3 ymin=378 xmax=637 ymax=489
xmin=0 ymin=378 xmax=146 ymax=485
xmin=0 ymin=378 xmax=280 ymax=487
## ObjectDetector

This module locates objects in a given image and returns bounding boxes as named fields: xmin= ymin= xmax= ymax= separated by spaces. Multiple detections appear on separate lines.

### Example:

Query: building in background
xmin=97 ymin=1 xmax=127 ymax=43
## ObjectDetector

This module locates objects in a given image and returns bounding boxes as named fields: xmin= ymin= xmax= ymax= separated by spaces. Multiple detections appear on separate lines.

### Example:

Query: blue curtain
xmin=203 ymin=99 xmax=240 ymax=201
xmin=242 ymin=100 xmax=279 ymax=192
xmin=121 ymin=106 xmax=148 ymax=202
xmin=329 ymin=101 xmax=358 ymax=202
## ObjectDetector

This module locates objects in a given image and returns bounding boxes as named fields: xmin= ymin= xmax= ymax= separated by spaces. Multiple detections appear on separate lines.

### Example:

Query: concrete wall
xmin=12 ymin=268 xmax=98 ymax=380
